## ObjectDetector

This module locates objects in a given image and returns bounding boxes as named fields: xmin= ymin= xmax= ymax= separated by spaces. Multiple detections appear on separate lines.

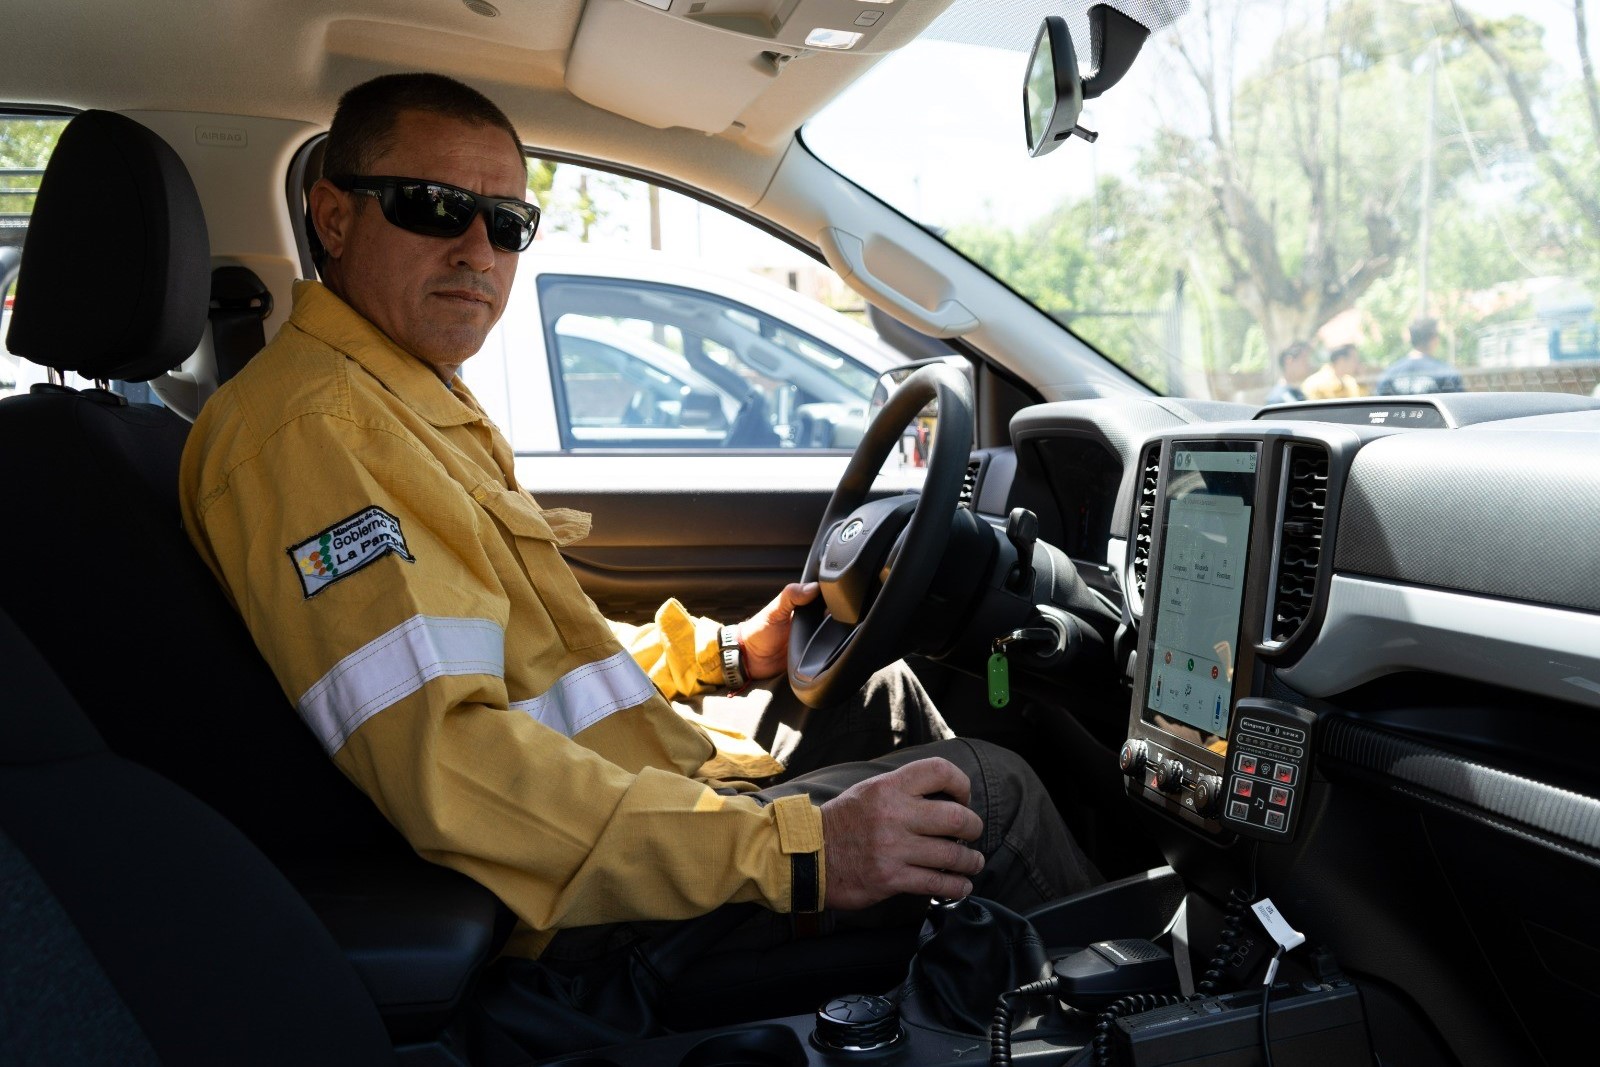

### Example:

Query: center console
xmin=1117 ymin=426 xmax=1364 ymax=839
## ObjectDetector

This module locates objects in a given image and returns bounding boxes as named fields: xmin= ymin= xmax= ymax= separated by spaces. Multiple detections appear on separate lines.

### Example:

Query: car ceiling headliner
xmin=2 ymin=0 xmax=1187 ymax=214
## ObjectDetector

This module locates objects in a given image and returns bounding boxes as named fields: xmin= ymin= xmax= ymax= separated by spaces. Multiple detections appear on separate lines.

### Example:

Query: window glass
xmin=477 ymin=155 xmax=929 ymax=453
xmin=539 ymin=275 xmax=892 ymax=450
xmin=807 ymin=0 xmax=1600 ymax=403
xmin=1 ymin=114 xmax=70 ymax=401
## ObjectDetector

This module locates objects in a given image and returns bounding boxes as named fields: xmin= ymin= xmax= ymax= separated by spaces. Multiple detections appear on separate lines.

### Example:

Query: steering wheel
xmin=788 ymin=363 xmax=974 ymax=708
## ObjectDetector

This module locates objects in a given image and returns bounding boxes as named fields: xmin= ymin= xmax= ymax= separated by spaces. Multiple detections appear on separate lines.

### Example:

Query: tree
xmin=0 ymin=118 xmax=66 ymax=248
xmin=1452 ymin=1 xmax=1600 ymax=245
xmin=950 ymin=176 xmax=1181 ymax=389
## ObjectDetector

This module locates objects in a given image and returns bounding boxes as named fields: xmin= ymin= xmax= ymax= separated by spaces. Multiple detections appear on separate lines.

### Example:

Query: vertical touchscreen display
xmin=1143 ymin=443 xmax=1258 ymax=749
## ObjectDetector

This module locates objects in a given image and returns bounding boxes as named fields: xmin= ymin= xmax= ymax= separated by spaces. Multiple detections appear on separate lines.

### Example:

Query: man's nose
xmin=450 ymin=210 xmax=497 ymax=272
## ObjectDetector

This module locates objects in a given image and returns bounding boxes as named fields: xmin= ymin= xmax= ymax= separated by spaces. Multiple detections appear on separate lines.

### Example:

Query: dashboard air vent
xmin=958 ymin=458 xmax=982 ymax=509
xmin=1131 ymin=443 xmax=1160 ymax=603
xmin=1270 ymin=444 xmax=1329 ymax=642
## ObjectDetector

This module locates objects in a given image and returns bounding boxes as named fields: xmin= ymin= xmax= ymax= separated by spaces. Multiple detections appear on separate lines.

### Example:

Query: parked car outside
xmin=465 ymin=247 xmax=908 ymax=455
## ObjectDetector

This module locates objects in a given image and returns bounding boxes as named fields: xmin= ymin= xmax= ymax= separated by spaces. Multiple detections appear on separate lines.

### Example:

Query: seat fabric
xmin=0 ymin=606 xmax=396 ymax=1067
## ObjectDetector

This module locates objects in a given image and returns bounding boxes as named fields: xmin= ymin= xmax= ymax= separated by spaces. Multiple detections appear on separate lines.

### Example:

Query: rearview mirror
xmin=1024 ymin=16 xmax=1083 ymax=158
xmin=1025 ymin=5 xmax=1152 ymax=157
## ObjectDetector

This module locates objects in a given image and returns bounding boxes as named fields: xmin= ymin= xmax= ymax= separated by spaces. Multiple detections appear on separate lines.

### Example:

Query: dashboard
xmin=958 ymin=390 xmax=1600 ymax=1065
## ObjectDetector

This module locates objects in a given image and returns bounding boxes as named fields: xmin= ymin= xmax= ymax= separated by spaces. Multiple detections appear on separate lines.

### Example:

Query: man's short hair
xmin=1408 ymin=318 xmax=1438 ymax=349
xmin=1277 ymin=341 xmax=1311 ymax=371
xmin=1328 ymin=343 xmax=1359 ymax=367
xmin=323 ymin=72 xmax=524 ymax=182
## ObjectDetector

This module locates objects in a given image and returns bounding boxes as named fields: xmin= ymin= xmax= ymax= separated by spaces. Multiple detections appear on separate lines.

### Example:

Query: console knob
xmin=1154 ymin=758 xmax=1186 ymax=794
xmin=813 ymin=994 xmax=903 ymax=1053
xmin=1193 ymin=773 xmax=1224 ymax=817
xmin=1118 ymin=739 xmax=1147 ymax=777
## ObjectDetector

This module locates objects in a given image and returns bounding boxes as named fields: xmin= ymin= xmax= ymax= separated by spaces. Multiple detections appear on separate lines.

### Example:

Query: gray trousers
xmin=544 ymin=662 xmax=1101 ymax=961
xmin=479 ymin=664 xmax=1103 ymax=1053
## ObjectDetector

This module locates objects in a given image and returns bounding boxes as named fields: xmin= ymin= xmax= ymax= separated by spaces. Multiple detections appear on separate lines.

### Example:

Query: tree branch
xmin=1453 ymin=1 xmax=1600 ymax=230
xmin=1575 ymin=0 xmax=1600 ymax=151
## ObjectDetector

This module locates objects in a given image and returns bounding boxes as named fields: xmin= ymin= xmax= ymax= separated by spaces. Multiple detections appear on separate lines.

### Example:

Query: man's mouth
xmin=434 ymin=288 xmax=494 ymax=306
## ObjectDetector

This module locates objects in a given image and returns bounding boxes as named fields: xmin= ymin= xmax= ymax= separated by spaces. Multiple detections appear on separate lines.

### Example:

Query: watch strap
xmin=718 ymin=625 xmax=746 ymax=690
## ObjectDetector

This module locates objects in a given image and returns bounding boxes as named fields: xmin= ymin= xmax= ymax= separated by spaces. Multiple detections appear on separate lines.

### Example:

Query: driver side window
xmin=539 ymin=274 xmax=890 ymax=451
xmin=481 ymin=155 xmax=923 ymax=453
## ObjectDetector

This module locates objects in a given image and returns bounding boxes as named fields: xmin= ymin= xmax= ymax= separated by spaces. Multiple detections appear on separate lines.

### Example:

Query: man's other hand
xmin=819 ymin=757 xmax=984 ymax=910
xmin=738 ymin=581 xmax=820 ymax=681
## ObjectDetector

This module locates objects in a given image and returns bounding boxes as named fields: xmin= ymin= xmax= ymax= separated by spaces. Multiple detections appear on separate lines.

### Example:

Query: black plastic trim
xmin=1320 ymin=717 xmax=1600 ymax=858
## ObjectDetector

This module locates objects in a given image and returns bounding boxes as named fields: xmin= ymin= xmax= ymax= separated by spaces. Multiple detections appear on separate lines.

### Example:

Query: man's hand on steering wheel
xmin=738 ymin=581 xmax=821 ymax=680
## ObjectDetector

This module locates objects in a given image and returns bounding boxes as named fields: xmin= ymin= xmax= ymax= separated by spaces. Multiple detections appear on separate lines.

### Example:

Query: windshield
xmin=807 ymin=0 xmax=1600 ymax=404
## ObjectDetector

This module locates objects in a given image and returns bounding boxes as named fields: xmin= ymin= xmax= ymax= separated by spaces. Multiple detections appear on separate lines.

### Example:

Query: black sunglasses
xmin=330 ymin=174 xmax=540 ymax=253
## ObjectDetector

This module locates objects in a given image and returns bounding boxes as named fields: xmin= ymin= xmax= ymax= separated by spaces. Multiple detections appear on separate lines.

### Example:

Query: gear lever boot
xmin=896 ymin=896 xmax=1052 ymax=1034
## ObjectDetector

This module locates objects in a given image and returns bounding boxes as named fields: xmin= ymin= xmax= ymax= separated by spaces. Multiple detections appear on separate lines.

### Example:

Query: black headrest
xmin=6 ymin=110 xmax=210 ymax=383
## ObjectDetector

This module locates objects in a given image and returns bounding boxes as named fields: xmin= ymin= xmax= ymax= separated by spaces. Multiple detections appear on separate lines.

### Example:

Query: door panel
xmin=536 ymin=485 xmax=916 ymax=623
xmin=518 ymin=454 xmax=921 ymax=623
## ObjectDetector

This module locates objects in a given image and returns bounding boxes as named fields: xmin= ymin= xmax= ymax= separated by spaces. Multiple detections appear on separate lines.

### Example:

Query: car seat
xmin=0 ymin=603 xmax=397 ymax=1066
xmin=0 ymin=109 xmax=506 ymax=1051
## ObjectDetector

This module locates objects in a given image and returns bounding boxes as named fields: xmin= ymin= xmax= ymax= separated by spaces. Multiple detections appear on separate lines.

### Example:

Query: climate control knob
xmin=1154 ymin=758 xmax=1186 ymax=794
xmin=1118 ymin=739 xmax=1147 ymax=777
xmin=1193 ymin=773 xmax=1224 ymax=817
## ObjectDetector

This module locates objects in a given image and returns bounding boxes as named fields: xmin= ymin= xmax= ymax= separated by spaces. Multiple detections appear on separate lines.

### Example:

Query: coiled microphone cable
xmin=988 ymin=976 xmax=1060 ymax=1067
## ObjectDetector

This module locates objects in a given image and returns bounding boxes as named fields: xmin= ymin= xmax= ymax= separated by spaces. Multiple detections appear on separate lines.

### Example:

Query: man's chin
xmin=408 ymin=330 xmax=490 ymax=376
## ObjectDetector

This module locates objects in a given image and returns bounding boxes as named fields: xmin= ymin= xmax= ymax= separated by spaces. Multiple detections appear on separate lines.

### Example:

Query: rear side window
xmin=1 ymin=114 xmax=70 ymax=400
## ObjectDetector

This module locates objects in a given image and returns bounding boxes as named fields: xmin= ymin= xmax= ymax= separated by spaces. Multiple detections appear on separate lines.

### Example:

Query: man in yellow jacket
xmin=1302 ymin=343 xmax=1364 ymax=400
xmin=181 ymin=73 xmax=1097 ymax=1032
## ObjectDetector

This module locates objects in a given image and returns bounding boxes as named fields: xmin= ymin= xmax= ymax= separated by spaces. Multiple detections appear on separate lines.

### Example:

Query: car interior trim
xmin=1333 ymin=423 xmax=1600 ymax=613
xmin=1320 ymin=716 xmax=1600 ymax=859
xmin=1278 ymin=574 xmax=1600 ymax=709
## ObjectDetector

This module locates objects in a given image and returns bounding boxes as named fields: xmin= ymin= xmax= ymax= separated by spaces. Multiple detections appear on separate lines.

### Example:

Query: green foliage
xmin=0 ymin=117 xmax=67 ymax=220
xmin=526 ymin=158 xmax=558 ymax=212
xmin=950 ymin=176 xmax=1180 ymax=389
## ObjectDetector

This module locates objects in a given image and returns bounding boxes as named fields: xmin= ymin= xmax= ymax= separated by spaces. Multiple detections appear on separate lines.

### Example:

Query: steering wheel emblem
xmin=839 ymin=519 xmax=865 ymax=543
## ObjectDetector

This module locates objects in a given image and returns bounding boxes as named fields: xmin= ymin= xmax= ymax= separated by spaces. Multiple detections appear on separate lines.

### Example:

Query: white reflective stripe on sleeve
xmin=297 ymin=615 xmax=505 ymax=754
xmin=509 ymin=649 xmax=657 ymax=737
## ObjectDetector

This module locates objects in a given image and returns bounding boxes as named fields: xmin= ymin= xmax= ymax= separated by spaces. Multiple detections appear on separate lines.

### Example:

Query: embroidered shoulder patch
xmin=287 ymin=506 xmax=414 ymax=599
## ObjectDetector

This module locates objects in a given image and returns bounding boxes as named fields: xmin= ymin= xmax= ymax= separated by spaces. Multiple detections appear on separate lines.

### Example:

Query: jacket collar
xmin=288 ymin=280 xmax=483 ymax=428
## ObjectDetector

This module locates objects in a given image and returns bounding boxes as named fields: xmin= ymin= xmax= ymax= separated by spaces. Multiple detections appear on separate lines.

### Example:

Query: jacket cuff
xmin=770 ymin=794 xmax=825 ymax=913
xmin=654 ymin=598 xmax=726 ymax=696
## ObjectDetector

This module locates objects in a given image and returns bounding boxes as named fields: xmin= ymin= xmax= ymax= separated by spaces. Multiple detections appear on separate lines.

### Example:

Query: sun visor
xmin=567 ymin=0 xmax=914 ymax=134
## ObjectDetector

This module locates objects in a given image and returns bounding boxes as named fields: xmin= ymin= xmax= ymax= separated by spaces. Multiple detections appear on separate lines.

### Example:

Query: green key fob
xmin=987 ymin=652 xmax=1010 ymax=708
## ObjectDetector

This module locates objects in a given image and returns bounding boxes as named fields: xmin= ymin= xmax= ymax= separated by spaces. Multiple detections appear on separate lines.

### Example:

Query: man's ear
xmin=308 ymin=178 xmax=351 ymax=261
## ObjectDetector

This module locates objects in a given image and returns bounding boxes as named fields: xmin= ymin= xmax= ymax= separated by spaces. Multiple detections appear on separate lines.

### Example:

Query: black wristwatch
xmin=718 ymin=625 xmax=746 ymax=690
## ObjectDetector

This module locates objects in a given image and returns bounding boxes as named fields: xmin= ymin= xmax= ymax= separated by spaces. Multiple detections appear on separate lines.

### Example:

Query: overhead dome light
xmin=805 ymin=27 xmax=863 ymax=49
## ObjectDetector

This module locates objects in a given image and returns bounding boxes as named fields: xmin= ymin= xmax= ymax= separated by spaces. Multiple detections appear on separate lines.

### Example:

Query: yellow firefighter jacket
xmin=180 ymin=281 xmax=823 ymax=958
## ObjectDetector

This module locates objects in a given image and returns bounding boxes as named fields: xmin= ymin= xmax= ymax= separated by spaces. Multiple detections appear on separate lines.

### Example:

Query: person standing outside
xmin=1302 ymin=343 xmax=1363 ymax=399
xmin=1377 ymin=317 xmax=1463 ymax=395
xmin=1263 ymin=341 xmax=1315 ymax=404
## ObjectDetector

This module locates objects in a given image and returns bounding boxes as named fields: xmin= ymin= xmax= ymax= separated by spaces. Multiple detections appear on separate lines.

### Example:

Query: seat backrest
xmin=0 ymin=109 xmax=404 ymax=862
xmin=0 ymin=604 xmax=396 ymax=1067
xmin=0 ymin=112 xmax=515 ymax=1048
